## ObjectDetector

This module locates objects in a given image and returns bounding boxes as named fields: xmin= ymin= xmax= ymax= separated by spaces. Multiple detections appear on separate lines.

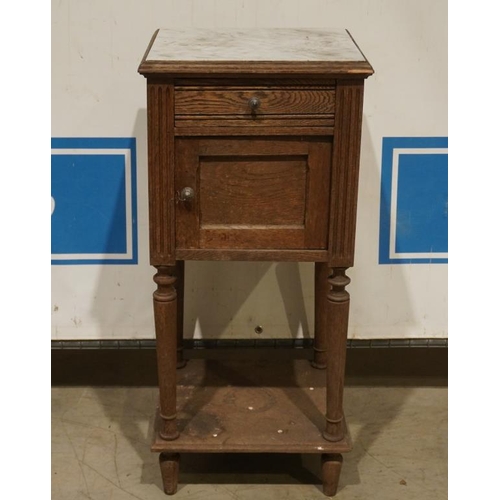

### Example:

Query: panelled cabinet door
xmin=175 ymin=136 xmax=332 ymax=250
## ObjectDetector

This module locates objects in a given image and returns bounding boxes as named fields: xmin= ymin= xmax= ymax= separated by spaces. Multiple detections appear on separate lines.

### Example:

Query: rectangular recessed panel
xmin=200 ymin=156 xmax=307 ymax=226
xmin=175 ymin=137 xmax=331 ymax=251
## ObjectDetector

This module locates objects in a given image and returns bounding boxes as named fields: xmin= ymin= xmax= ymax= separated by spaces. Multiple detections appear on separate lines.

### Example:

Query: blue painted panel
xmin=51 ymin=154 xmax=127 ymax=254
xmin=51 ymin=138 xmax=137 ymax=265
xmin=379 ymin=137 xmax=448 ymax=264
xmin=395 ymin=153 xmax=448 ymax=254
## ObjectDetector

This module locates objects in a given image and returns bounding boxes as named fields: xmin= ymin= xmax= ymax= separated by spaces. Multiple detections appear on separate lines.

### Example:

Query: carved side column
xmin=323 ymin=267 xmax=350 ymax=442
xmin=153 ymin=266 xmax=179 ymax=440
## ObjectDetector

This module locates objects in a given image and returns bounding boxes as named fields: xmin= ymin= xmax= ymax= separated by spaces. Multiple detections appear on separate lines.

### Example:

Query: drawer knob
xmin=179 ymin=187 xmax=195 ymax=202
xmin=248 ymin=96 xmax=260 ymax=112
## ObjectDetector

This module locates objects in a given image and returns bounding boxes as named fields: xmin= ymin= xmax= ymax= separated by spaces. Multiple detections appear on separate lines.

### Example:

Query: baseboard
xmin=51 ymin=338 xmax=447 ymax=350
xmin=51 ymin=339 xmax=447 ymax=385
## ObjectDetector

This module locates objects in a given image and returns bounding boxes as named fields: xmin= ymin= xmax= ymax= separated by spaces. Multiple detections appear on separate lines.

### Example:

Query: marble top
xmin=146 ymin=28 xmax=366 ymax=63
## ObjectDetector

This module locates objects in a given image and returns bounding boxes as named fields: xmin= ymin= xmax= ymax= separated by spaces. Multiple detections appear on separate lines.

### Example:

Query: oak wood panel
xmin=200 ymin=227 xmax=305 ymax=249
xmin=195 ymin=136 xmax=316 ymax=156
xmin=139 ymin=60 xmax=374 ymax=78
xmin=328 ymin=79 xmax=364 ymax=267
xmin=175 ymin=248 xmax=328 ymax=262
xmin=175 ymin=89 xmax=335 ymax=116
xmin=175 ymin=137 xmax=332 ymax=251
xmin=175 ymin=80 xmax=336 ymax=89
xmin=174 ymin=126 xmax=334 ymax=136
xmin=151 ymin=359 xmax=353 ymax=454
xmin=200 ymin=157 xmax=307 ymax=225
xmin=175 ymin=115 xmax=335 ymax=127
xmin=304 ymin=140 xmax=332 ymax=249
xmin=147 ymin=82 xmax=176 ymax=266
xmin=174 ymin=139 xmax=201 ymax=249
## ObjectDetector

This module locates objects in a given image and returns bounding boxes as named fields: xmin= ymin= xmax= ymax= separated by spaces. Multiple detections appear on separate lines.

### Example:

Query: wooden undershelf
xmin=152 ymin=359 xmax=352 ymax=454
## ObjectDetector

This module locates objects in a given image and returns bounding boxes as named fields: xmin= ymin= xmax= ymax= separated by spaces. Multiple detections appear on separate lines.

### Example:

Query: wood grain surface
xmin=175 ymin=89 xmax=335 ymax=115
xmin=328 ymin=79 xmax=365 ymax=267
xmin=175 ymin=248 xmax=329 ymax=262
xmin=175 ymin=115 xmax=335 ymax=129
xmin=151 ymin=359 xmax=352 ymax=454
xmin=199 ymin=157 xmax=307 ymax=225
xmin=147 ymin=82 xmax=176 ymax=266
xmin=174 ymin=125 xmax=334 ymax=136
xmin=175 ymin=137 xmax=332 ymax=250
xmin=139 ymin=59 xmax=374 ymax=78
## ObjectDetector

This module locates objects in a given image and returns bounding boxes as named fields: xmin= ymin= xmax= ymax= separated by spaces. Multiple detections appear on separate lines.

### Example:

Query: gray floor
xmin=52 ymin=380 xmax=447 ymax=499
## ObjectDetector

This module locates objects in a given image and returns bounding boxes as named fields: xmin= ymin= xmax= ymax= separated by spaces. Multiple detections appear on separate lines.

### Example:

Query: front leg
xmin=323 ymin=267 xmax=350 ymax=442
xmin=159 ymin=452 xmax=180 ymax=495
xmin=322 ymin=453 xmax=343 ymax=496
xmin=153 ymin=266 xmax=179 ymax=440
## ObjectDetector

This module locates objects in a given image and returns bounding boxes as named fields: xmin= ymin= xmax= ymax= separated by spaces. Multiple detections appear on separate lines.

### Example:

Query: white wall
xmin=51 ymin=0 xmax=448 ymax=340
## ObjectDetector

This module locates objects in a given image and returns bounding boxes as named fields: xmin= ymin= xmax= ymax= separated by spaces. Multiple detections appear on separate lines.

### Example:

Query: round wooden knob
xmin=180 ymin=187 xmax=194 ymax=202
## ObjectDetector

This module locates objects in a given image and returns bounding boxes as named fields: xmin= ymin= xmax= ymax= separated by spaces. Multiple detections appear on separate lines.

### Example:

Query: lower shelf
xmin=152 ymin=359 xmax=352 ymax=454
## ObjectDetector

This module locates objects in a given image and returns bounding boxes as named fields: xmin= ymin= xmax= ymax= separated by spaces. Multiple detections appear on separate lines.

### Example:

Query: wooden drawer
xmin=175 ymin=88 xmax=335 ymax=117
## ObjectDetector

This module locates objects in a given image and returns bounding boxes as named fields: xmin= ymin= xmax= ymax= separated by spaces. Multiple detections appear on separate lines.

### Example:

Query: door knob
xmin=179 ymin=187 xmax=195 ymax=202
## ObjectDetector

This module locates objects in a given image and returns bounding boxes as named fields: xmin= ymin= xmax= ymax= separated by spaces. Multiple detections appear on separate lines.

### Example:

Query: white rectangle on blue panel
xmin=379 ymin=137 xmax=448 ymax=264
xmin=51 ymin=138 xmax=138 ymax=265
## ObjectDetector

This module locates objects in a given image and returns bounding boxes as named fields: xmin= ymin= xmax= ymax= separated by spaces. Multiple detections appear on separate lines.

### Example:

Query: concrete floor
xmin=52 ymin=380 xmax=447 ymax=500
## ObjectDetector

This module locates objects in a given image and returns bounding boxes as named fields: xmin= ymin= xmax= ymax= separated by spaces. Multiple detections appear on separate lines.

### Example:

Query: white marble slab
xmin=146 ymin=28 xmax=365 ymax=63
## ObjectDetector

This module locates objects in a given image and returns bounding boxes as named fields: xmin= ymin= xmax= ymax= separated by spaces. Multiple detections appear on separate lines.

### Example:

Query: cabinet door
xmin=175 ymin=137 xmax=332 ymax=250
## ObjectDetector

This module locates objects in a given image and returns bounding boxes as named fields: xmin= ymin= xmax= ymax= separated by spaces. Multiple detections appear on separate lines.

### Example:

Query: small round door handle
xmin=248 ymin=96 xmax=260 ymax=112
xmin=179 ymin=187 xmax=195 ymax=202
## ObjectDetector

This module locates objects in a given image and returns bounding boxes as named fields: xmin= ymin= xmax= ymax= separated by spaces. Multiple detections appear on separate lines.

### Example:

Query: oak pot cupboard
xmin=138 ymin=28 xmax=373 ymax=496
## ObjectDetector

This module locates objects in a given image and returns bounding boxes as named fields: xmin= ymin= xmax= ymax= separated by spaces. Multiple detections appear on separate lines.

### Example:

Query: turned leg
xmin=175 ymin=261 xmax=186 ymax=369
xmin=159 ymin=452 xmax=180 ymax=495
xmin=153 ymin=266 xmax=179 ymax=440
xmin=323 ymin=267 xmax=350 ymax=442
xmin=312 ymin=262 xmax=329 ymax=369
xmin=322 ymin=453 xmax=343 ymax=496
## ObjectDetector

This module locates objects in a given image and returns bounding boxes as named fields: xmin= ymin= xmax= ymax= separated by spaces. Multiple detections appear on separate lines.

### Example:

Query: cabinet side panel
xmin=147 ymin=82 xmax=176 ymax=265
xmin=329 ymin=79 xmax=365 ymax=267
